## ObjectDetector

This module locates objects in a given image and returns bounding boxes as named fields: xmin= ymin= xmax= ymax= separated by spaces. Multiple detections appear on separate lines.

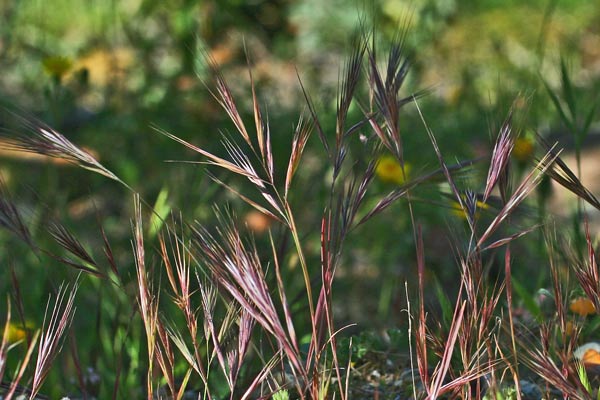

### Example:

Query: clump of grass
xmin=1 ymin=23 xmax=600 ymax=400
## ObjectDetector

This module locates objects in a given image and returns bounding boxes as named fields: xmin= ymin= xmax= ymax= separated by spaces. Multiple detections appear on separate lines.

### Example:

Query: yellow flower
xmin=565 ymin=320 xmax=575 ymax=336
xmin=42 ymin=56 xmax=73 ymax=80
xmin=450 ymin=198 xmax=489 ymax=220
xmin=375 ymin=155 xmax=410 ymax=185
xmin=513 ymin=136 xmax=534 ymax=163
xmin=570 ymin=297 xmax=596 ymax=317
xmin=3 ymin=320 xmax=34 ymax=344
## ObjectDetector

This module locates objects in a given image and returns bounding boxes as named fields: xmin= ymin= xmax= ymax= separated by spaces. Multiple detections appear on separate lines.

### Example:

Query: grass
xmin=0 ymin=23 xmax=600 ymax=400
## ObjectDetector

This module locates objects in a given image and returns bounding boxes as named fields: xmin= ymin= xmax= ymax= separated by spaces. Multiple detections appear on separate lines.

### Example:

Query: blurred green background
xmin=0 ymin=0 xmax=599 ymax=397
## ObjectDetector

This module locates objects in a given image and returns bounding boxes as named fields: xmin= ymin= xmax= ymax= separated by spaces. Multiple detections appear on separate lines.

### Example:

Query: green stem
xmin=284 ymin=204 xmax=317 ymax=345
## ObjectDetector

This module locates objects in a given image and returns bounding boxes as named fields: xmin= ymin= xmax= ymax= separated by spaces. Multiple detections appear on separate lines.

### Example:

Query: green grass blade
xmin=560 ymin=57 xmax=577 ymax=120
xmin=149 ymin=186 xmax=171 ymax=239
xmin=541 ymin=77 xmax=575 ymax=133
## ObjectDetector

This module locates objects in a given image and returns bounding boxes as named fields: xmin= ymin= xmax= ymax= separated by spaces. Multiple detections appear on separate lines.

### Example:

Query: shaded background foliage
xmin=0 ymin=0 xmax=599 ymax=397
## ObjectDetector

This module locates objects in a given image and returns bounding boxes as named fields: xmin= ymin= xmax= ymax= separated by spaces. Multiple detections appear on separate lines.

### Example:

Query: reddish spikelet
xmin=157 ymin=113 xmax=289 ymax=226
xmin=336 ymin=35 xmax=367 ymax=143
xmin=44 ymin=221 xmax=107 ymax=278
xmin=234 ymin=309 xmax=256 ymax=381
xmin=459 ymin=252 xmax=505 ymax=396
xmin=132 ymin=202 xmax=179 ymax=398
xmin=571 ymin=219 xmax=600 ymax=312
xmin=366 ymin=29 xmax=412 ymax=164
xmin=212 ymin=305 xmax=237 ymax=392
xmin=131 ymin=194 xmax=158 ymax=399
xmin=2 ymin=110 xmax=121 ymax=182
xmin=157 ymin=127 xmax=264 ymax=181
xmin=98 ymin=217 xmax=118 ymax=279
xmin=203 ymin=56 xmax=251 ymax=147
xmin=191 ymin=211 xmax=308 ymax=389
xmin=270 ymin=233 xmax=299 ymax=357
xmin=537 ymin=135 xmax=600 ymax=211
xmin=42 ymin=250 xmax=105 ymax=277
xmin=208 ymin=174 xmax=285 ymax=223
xmin=285 ymin=114 xmax=313 ymax=199
xmin=159 ymin=221 xmax=196 ymax=333
xmin=415 ymin=224 xmax=429 ymax=389
xmin=154 ymin=323 xmax=177 ymax=397
xmin=339 ymin=161 xmax=377 ymax=237
xmin=513 ymin=226 xmax=592 ymax=399
xmin=427 ymin=300 xmax=466 ymax=399
xmin=247 ymin=55 xmax=274 ymax=182
xmin=477 ymin=146 xmax=560 ymax=248
xmin=248 ymin=62 xmax=265 ymax=158
xmin=240 ymin=352 xmax=281 ymax=400
xmin=0 ymin=177 xmax=33 ymax=248
xmin=358 ymin=157 xmax=479 ymax=225
xmin=31 ymin=281 xmax=79 ymax=399
xmin=310 ymin=212 xmax=344 ymax=396
xmin=483 ymin=110 xmax=516 ymax=203
xmin=415 ymin=219 xmax=506 ymax=399
xmin=47 ymin=222 xmax=96 ymax=266
xmin=330 ymin=35 xmax=367 ymax=179
xmin=221 ymin=136 xmax=266 ymax=189
xmin=132 ymin=198 xmax=182 ymax=399
xmin=481 ymin=225 xmax=538 ymax=252
xmin=521 ymin=347 xmax=589 ymax=400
